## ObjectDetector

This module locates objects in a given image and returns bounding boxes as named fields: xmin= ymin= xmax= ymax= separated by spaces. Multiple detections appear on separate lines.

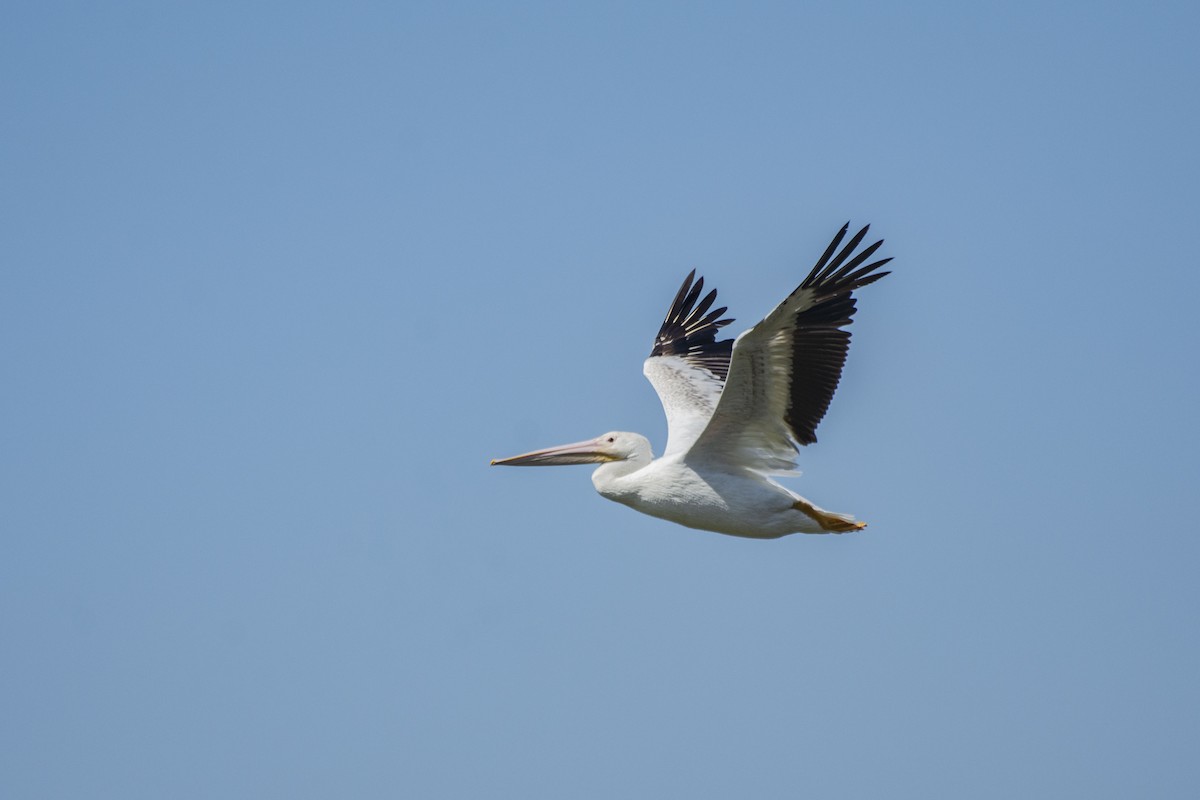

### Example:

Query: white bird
xmin=492 ymin=223 xmax=892 ymax=539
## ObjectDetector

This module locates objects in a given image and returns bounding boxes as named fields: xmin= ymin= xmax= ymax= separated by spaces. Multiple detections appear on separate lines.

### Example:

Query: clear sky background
xmin=3 ymin=2 xmax=1199 ymax=798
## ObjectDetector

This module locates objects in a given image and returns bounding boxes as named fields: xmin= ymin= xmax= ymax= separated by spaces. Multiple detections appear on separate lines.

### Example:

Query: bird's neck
xmin=591 ymin=453 xmax=651 ymax=497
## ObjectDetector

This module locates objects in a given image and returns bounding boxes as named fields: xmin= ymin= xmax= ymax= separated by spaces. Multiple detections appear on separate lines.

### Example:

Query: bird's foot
xmin=792 ymin=500 xmax=867 ymax=533
xmin=823 ymin=517 xmax=867 ymax=533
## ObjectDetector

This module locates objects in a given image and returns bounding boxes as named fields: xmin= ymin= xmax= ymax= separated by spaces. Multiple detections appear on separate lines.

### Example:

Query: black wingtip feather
xmin=802 ymin=224 xmax=889 ymax=295
xmin=650 ymin=271 xmax=736 ymax=381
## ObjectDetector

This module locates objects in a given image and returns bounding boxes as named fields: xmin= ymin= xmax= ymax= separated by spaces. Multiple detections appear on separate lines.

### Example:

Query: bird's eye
xmin=607 ymin=437 xmax=615 ymax=443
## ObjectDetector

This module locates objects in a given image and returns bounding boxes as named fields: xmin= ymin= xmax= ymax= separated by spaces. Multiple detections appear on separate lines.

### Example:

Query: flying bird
xmin=492 ymin=223 xmax=892 ymax=539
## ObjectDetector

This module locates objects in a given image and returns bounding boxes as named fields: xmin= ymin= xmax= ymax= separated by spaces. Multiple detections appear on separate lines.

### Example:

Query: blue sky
xmin=3 ymin=2 xmax=1199 ymax=797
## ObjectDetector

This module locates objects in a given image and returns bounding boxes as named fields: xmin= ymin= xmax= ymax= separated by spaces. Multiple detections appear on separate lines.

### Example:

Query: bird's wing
xmin=686 ymin=223 xmax=891 ymax=473
xmin=642 ymin=270 xmax=735 ymax=457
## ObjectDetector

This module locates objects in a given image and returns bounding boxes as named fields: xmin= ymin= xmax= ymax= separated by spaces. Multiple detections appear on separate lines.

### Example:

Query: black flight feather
xmin=650 ymin=269 xmax=736 ymax=381
xmin=786 ymin=224 xmax=891 ymax=445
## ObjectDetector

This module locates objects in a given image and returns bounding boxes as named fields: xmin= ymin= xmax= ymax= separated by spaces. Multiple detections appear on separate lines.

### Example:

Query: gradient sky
xmin=4 ymin=2 xmax=1199 ymax=798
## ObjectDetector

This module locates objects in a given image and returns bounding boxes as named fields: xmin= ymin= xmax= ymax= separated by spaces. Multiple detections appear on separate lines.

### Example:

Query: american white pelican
xmin=492 ymin=224 xmax=892 ymax=539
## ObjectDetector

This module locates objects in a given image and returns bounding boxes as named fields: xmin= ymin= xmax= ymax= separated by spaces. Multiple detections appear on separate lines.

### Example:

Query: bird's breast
xmin=599 ymin=461 xmax=732 ymax=518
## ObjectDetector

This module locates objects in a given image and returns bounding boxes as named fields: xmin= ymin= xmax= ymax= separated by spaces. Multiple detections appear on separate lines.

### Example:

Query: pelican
xmin=492 ymin=223 xmax=892 ymax=539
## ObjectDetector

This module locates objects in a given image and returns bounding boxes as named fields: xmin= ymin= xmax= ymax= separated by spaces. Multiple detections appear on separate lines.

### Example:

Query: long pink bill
xmin=490 ymin=437 xmax=614 ymax=466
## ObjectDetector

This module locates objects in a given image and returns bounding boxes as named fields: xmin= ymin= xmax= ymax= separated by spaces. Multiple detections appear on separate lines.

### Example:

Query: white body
xmin=592 ymin=445 xmax=846 ymax=539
